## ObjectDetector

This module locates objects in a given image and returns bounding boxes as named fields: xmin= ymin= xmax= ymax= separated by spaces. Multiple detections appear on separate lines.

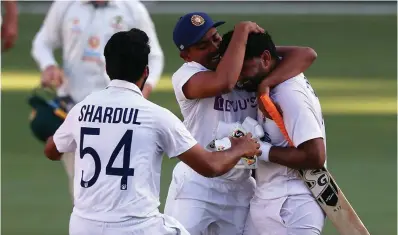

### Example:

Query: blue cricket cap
xmin=173 ymin=12 xmax=225 ymax=51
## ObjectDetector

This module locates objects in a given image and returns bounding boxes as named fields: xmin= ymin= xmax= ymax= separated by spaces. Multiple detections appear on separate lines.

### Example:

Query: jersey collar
xmin=107 ymin=80 xmax=143 ymax=97
xmin=82 ymin=1 xmax=116 ymax=8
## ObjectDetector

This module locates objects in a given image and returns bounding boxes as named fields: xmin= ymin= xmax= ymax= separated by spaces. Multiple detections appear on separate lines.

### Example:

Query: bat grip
xmin=259 ymin=95 xmax=294 ymax=147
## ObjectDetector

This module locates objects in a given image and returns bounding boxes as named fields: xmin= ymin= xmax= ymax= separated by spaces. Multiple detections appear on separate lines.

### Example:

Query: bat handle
xmin=259 ymin=95 xmax=294 ymax=146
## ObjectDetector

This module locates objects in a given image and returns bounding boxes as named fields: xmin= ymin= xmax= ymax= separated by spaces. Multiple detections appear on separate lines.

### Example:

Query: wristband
xmin=258 ymin=141 xmax=272 ymax=162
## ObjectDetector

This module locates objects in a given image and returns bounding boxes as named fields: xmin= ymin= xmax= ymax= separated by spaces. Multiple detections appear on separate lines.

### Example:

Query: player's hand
xmin=1 ymin=17 xmax=18 ymax=52
xmin=235 ymin=21 xmax=264 ymax=34
xmin=257 ymin=80 xmax=270 ymax=97
xmin=230 ymin=133 xmax=262 ymax=158
xmin=41 ymin=65 xmax=64 ymax=88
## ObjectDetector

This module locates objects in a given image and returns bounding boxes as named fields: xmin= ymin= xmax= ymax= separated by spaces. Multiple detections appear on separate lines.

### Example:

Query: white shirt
xmin=53 ymin=79 xmax=197 ymax=222
xmin=31 ymin=0 xmax=164 ymax=102
xmin=172 ymin=62 xmax=257 ymax=187
xmin=256 ymin=73 xmax=327 ymax=200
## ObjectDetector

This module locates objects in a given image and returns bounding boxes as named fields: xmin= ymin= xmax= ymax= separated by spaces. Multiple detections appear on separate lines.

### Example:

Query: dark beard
xmin=236 ymin=59 xmax=280 ymax=92
xmin=235 ymin=74 xmax=268 ymax=92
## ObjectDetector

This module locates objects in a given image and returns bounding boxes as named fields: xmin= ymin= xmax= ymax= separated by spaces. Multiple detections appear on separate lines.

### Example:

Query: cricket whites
xmin=259 ymin=95 xmax=370 ymax=235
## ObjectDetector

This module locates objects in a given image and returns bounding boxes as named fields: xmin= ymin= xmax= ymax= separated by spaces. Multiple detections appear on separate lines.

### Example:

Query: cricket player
xmin=164 ymin=12 xmax=318 ymax=235
xmin=31 ymin=0 xmax=164 ymax=199
xmin=1 ymin=0 xmax=18 ymax=52
xmin=219 ymin=31 xmax=327 ymax=235
xmin=43 ymin=28 xmax=261 ymax=235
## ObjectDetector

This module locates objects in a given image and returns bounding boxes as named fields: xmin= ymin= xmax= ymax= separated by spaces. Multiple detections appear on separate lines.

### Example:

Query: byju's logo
xmin=213 ymin=95 xmax=257 ymax=112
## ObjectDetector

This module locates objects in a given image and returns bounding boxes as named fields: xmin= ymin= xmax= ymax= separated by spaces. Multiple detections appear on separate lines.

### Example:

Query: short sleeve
xmin=172 ymin=63 xmax=207 ymax=100
xmin=157 ymin=109 xmax=197 ymax=158
xmin=274 ymin=90 xmax=324 ymax=147
xmin=53 ymin=106 xmax=77 ymax=153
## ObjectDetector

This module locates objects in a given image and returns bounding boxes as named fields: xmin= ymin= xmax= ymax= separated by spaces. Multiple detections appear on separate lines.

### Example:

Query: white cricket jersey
xmin=31 ymin=0 xmax=164 ymax=102
xmin=256 ymin=73 xmax=327 ymax=200
xmin=53 ymin=79 xmax=197 ymax=222
xmin=172 ymin=62 xmax=257 ymax=184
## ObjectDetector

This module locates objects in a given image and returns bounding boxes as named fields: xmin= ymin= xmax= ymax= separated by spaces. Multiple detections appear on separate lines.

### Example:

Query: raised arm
xmin=182 ymin=22 xmax=264 ymax=99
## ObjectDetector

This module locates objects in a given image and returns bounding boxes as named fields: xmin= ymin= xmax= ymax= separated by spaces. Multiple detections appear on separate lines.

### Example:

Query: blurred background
xmin=1 ymin=1 xmax=397 ymax=235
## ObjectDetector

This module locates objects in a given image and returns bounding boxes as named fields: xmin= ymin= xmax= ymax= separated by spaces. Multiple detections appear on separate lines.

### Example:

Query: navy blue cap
xmin=173 ymin=12 xmax=225 ymax=51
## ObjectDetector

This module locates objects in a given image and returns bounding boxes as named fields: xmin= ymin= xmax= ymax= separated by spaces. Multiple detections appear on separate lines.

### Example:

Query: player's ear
xmin=180 ymin=50 xmax=190 ymax=62
xmin=261 ymin=50 xmax=272 ymax=69
xmin=144 ymin=66 xmax=149 ymax=79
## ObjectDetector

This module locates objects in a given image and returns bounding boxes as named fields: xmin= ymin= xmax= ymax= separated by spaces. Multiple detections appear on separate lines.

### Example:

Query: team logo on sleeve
xmin=191 ymin=15 xmax=205 ymax=26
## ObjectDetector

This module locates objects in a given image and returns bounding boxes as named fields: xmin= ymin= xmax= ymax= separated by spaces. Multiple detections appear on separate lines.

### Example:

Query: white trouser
xmin=69 ymin=213 xmax=190 ymax=235
xmin=61 ymin=152 xmax=75 ymax=201
xmin=244 ymin=194 xmax=326 ymax=235
xmin=164 ymin=165 xmax=255 ymax=235
xmin=165 ymin=198 xmax=249 ymax=235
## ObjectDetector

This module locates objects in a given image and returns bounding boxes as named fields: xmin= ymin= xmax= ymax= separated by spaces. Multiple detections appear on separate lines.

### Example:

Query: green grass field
xmin=1 ymin=13 xmax=397 ymax=235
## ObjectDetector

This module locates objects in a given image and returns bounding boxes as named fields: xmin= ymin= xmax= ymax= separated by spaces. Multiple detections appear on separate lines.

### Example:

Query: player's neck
xmin=268 ymin=58 xmax=279 ymax=73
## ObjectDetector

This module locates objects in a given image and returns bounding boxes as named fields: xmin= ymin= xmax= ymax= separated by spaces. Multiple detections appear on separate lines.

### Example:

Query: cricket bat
xmin=259 ymin=95 xmax=370 ymax=235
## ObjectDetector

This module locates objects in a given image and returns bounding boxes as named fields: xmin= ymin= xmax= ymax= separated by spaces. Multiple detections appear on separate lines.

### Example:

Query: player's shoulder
xmin=172 ymin=62 xmax=209 ymax=83
xmin=50 ymin=0 xmax=78 ymax=9
xmin=151 ymin=104 xmax=182 ymax=130
xmin=271 ymin=73 xmax=311 ymax=105
xmin=45 ymin=0 xmax=75 ymax=16
xmin=116 ymin=0 xmax=146 ymax=16
xmin=272 ymin=73 xmax=307 ymax=92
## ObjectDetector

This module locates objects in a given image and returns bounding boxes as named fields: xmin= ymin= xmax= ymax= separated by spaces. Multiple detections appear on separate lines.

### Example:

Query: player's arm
xmin=159 ymin=109 xmax=261 ymax=177
xmin=178 ymin=135 xmax=260 ymax=177
xmin=1 ymin=0 xmax=18 ymax=51
xmin=31 ymin=1 xmax=67 ymax=87
xmin=128 ymin=1 xmax=164 ymax=98
xmin=257 ymin=46 xmax=317 ymax=94
xmin=44 ymin=136 xmax=62 ymax=160
xmin=182 ymin=22 xmax=264 ymax=99
xmin=262 ymin=139 xmax=325 ymax=170
xmin=259 ymin=91 xmax=326 ymax=169
xmin=44 ymin=107 xmax=77 ymax=160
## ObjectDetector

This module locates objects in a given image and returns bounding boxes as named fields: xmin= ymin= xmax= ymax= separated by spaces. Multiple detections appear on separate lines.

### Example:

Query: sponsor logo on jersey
xmin=213 ymin=95 xmax=257 ymax=112
xmin=82 ymin=36 xmax=102 ymax=63
xmin=70 ymin=18 xmax=82 ymax=34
